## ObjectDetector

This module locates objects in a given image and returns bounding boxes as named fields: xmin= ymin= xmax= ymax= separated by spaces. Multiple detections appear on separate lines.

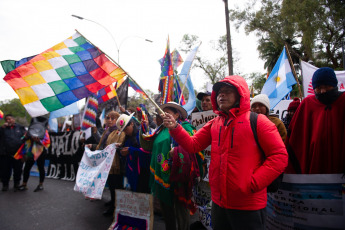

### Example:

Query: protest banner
xmin=108 ymin=189 xmax=154 ymax=230
xmin=74 ymin=143 xmax=116 ymax=199
xmin=267 ymin=174 xmax=345 ymax=229
xmin=46 ymin=131 xmax=82 ymax=181
xmin=190 ymin=110 xmax=217 ymax=229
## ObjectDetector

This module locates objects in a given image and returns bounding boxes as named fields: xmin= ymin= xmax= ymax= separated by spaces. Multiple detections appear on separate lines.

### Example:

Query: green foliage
xmin=0 ymin=98 xmax=31 ymax=126
xmin=244 ymin=72 xmax=267 ymax=95
xmin=231 ymin=0 xmax=345 ymax=69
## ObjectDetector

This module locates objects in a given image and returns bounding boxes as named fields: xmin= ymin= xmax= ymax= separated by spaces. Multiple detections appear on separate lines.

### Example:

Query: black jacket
xmin=1 ymin=124 xmax=26 ymax=156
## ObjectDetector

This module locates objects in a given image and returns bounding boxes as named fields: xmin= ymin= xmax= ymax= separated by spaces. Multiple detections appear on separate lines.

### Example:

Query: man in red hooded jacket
xmin=162 ymin=75 xmax=288 ymax=229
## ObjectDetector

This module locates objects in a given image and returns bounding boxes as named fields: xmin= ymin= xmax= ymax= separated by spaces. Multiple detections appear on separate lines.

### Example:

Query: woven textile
xmin=3 ymin=32 xmax=126 ymax=117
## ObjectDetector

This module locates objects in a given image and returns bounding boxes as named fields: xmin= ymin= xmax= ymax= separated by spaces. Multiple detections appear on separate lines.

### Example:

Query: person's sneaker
xmin=2 ymin=186 xmax=9 ymax=192
xmin=33 ymin=185 xmax=44 ymax=192
xmin=18 ymin=185 xmax=28 ymax=191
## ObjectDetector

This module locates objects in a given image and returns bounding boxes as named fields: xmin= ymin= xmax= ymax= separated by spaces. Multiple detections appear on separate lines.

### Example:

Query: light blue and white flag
xmin=179 ymin=45 xmax=200 ymax=115
xmin=261 ymin=47 xmax=297 ymax=109
xmin=48 ymin=102 xmax=79 ymax=132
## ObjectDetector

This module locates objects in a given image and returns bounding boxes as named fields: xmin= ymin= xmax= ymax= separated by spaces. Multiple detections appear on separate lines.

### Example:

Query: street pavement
xmin=0 ymin=178 xmax=166 ymax=230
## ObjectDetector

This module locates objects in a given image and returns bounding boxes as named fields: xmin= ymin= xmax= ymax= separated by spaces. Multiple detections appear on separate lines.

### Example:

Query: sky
xmin=0 ymin=0 xmax=265 ymax=102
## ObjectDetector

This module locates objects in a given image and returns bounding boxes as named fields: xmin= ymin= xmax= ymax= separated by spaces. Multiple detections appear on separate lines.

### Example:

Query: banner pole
xmin=285 ymin=44 xmax=303 ymax=99
xmin=76 ymin=29 xmax=164 ymax=115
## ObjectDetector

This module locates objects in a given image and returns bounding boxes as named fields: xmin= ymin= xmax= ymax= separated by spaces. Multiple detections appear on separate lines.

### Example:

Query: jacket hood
xmin=211 ymin=75 xmax=250 ymax=116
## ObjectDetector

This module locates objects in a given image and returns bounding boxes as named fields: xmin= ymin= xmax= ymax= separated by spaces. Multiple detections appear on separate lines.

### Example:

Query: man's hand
xmin=162 ymin=113 xmax=178 ymax=130
xmin=119 ymin=106 xmax=126 ymax=113
xmin=85 ymin=144 xmax=92 ymax=149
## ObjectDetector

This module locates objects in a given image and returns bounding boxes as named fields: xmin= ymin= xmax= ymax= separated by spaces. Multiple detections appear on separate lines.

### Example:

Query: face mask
xmin=315 ymin=87 xmax=340 ymax=105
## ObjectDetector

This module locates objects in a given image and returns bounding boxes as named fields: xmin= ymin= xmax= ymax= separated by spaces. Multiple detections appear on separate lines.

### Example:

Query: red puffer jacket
xmin=170 ymin=75 xmax=288 ymax=210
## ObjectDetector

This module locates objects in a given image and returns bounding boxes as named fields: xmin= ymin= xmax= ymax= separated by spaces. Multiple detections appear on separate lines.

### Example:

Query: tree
xmin=230 ymin=0 xmax=345 ymax=69
xmin=223 ymin=0 xmax=234 ymax=75
xmin=0 ymin=98 xmax=31 ymax=126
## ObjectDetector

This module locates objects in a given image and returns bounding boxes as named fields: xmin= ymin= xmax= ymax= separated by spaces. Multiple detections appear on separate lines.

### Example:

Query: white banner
xmin=267 ymin=174 xmax=345 ymax=230
xmin=74 ymin=143 xmax=116 ymax=199
xmin=301 ymin=61 xmax=345 ymax=97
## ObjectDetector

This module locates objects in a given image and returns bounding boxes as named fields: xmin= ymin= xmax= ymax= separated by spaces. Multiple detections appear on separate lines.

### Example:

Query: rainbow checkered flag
xmin=3 ymin=32 xmax=126 ymax=117
xmin=81 ymin=95 xmax=98 ymax=131
xmin=97 ymin=83 xmax=117 ymax=104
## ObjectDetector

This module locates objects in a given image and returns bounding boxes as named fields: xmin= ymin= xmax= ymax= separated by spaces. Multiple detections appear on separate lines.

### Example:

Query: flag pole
xmin=76 ymin=30 xmax=165 ymax=115
xmin=178 ymin=42 xmax=201 ymax=104
xmin=284 ymin=44 xmax=303 ymax=99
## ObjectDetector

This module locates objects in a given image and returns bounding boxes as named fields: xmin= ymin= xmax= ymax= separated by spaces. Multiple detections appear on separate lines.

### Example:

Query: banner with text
xmin=46 ymin=131 xmax=82 ymax=181
xmin=191 ymin=111 xmax=217 ymax=229
xmin=267 ymin=174 xmax=345 ymax=230
xmin=74 ymin=143 xmax=116 ymax=199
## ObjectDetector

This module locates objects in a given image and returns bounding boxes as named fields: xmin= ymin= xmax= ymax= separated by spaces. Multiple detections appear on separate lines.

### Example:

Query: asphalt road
xmin=0 ymin=178 xmax=166 ymax=230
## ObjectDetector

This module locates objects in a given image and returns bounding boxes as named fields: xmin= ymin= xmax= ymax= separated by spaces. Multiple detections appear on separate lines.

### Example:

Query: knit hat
xmin=288 ymin=97 xmax=301 ymax=111
xmin=250 ymin=94 xmax=270 ymax=111
xmin=312 ymin=67 xmax=338 ymax=89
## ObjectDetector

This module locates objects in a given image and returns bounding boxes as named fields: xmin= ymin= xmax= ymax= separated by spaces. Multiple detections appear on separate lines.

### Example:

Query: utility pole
xmin=223 ymin=0 xmax=233 ymax=75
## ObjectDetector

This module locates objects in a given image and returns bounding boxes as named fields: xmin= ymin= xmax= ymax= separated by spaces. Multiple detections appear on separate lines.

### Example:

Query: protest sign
xmin=46 ymin=131 xmax=81 ymax=181
xmin=267 ymin=174 xmax=345 ymax=229
xmin=74 ymin=143 xmax=116 ymax=199
xmin=109 ymin=189 xmax=154 ymax=230
xmin=191 ymin=110 xmax=217 ymax=160
xmin=190 ymin=111 xmax=217 ymax=229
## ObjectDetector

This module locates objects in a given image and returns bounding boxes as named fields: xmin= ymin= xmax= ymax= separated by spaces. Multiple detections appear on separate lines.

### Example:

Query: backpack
xmin=249 ymin=112 xmax=284 ymax=193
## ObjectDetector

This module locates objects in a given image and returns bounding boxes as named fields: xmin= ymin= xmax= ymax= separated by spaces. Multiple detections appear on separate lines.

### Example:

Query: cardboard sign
xmin=109 ymin=190 xmax=154 ymax=230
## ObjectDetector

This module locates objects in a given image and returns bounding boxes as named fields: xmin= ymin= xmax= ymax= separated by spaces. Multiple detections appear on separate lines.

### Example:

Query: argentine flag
xmin=261 ymin=47 xmax=297 ymax=109
xmin=179 ymin=45 xmax=200 ymax=115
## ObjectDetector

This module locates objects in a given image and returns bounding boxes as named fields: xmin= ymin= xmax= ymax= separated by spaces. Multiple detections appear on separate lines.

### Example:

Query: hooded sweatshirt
xmin=170 ymin=75 xmax=288 ymax=210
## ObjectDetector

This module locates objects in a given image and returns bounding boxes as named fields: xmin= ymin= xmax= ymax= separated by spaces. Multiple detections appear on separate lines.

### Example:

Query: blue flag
xmin=179 ymin=46 xmax=200 ymax=115
xmin=261 ymin=47 xmax=297 ymax=109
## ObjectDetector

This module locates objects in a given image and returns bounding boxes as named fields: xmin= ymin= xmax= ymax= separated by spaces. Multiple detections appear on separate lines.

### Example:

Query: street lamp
xmin=117 ymin=36 xmax=152 ymax=63
xmin=71 ymin=14 xmax=152 ymax=63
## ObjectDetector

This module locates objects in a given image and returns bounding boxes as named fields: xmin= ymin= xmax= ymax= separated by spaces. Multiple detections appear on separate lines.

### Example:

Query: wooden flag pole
xmin=76 ymin=29 xmax=165 ymax=115
xmin=178 ymin=42 xmax=202 ymax=104
xmin=284 ymin=44 xmax=303 ymax=99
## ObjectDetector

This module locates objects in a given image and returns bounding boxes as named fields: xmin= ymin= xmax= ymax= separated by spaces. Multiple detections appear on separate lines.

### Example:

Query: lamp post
xmin=117 ymin=36 xmax=152 ymax=63
xmin=71 ymin=14 xmax=152 ymax=63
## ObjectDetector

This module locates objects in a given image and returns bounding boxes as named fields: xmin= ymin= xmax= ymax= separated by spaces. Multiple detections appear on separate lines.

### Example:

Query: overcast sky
xmin=0 ymin=0 xmax=264 ymax=101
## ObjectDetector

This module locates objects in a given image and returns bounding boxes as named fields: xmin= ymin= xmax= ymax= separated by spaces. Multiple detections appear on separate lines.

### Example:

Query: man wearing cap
xmin=251 ymin=94 xmax=287 ymax=142
xmin=163 ymin=75 xmax=288 ymax=229
xmin=197 ymin=91 xmax=213 ymax=111
xmin=285 ymin=67 xmax=345 ymax=174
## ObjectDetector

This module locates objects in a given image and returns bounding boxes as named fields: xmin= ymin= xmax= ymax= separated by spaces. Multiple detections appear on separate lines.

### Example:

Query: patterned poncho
xmin=149 ymin=121 xmax=204 ymax=210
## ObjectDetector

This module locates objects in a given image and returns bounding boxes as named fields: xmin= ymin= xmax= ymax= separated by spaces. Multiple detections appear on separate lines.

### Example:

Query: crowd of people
xmin=1 ymin=66 xmax=344 ymax=230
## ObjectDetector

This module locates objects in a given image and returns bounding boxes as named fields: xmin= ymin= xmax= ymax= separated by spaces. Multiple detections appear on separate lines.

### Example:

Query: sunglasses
xmin=106 ymin=117 xmax=116 ymax=120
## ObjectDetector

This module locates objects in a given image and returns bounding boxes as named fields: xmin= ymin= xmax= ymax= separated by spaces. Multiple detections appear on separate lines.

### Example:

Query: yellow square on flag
xmin=52 ymin=42 xmax=68 ymax=51
xmin=23 ymin=73 xmax=46 ymax=86
xmin=15 ymin=87 xmax=39 ymax=105
xmin=42 ymin=51 xmax=61 ymax=60
xmin=32 ymin=60 xmax=53 ymax=72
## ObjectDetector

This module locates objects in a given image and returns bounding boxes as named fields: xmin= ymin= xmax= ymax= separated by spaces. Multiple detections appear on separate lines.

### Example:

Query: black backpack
xmin=249 ymin=112 xmax=284 ymax=193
